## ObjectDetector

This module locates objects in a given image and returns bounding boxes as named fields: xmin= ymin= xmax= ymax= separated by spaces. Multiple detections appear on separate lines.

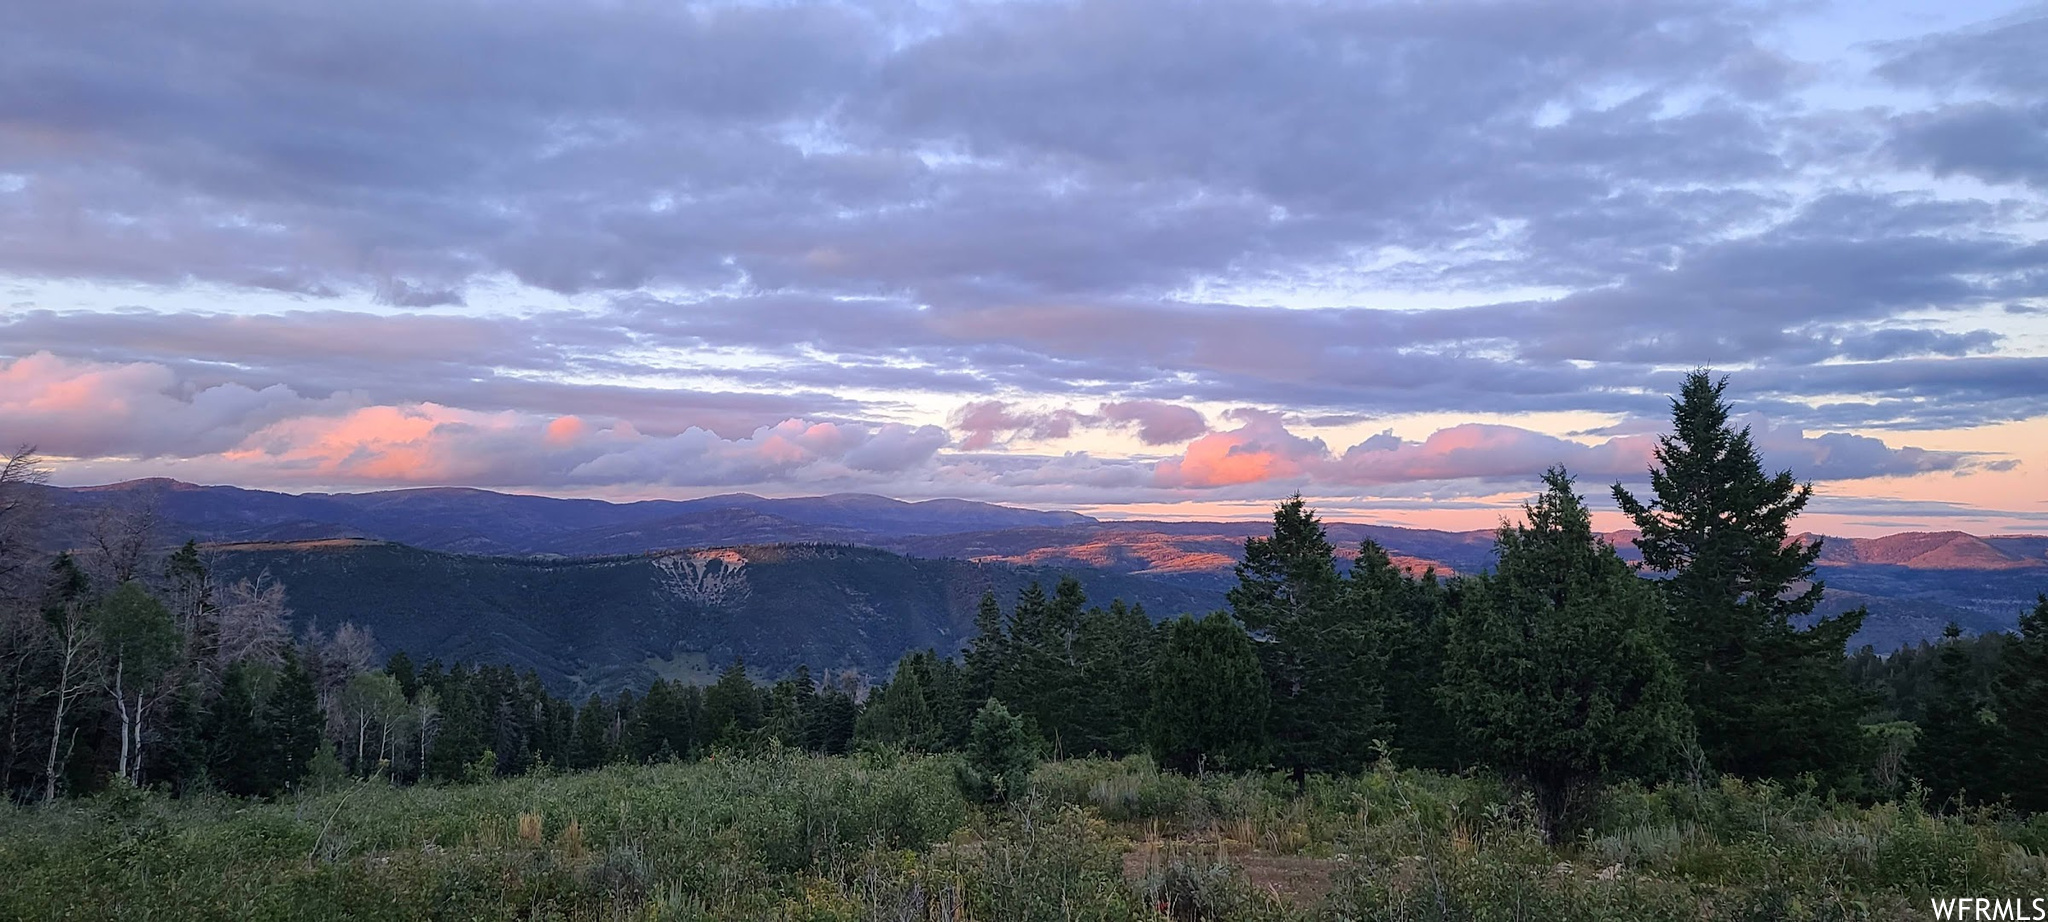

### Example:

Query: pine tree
xmin=1072 ymin=600 xmax=1156 ymax=756
xmin=701 ymin=659 xmax=762 ymax=748
xmin=631 ymin=679 xmax=694 ymax=761
xmin=424 ymin=668 xmax=487 ymax=781
xmin=1229 ymin=495 xmax=1385 ymax=776
xmin=206 ymin=661 xmax=271 ymax=796
xmin=570 ymin=693 xmax=613 ymax=769
xmin=1614 ymin=371 xmax=1869 ymax=787
xmin=1348 ymin=544 xmax=1460 ymax=769
xmin=1445 ymin=468 xmax=1689 ymax=843
xmin=1912 ymin=623 xmax=2004 ymax=808
xmin=263 ymin=648 xmax=325 ymax=793
xmin=806 ymin=684 xmax=858 ymax=755
xmin=855 ymin=655 xmax=942 ymax=750
xmin=1999 ymin=595 xmax=2048 ymax=812
xmin=960 ymin=698 xmax=1036 ymax=803
xmin=1000 ymin=581 xmax=1087 ymax=752
xmin=1148 ymin=612 xmax=1269 ymax=773
xmin=963 ymin=589 xmax=1007 ymax=705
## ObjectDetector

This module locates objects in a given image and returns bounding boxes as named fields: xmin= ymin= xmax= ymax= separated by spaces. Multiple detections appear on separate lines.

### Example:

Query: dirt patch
xmin=1122 ymin=840 xmax=1341 ymax=907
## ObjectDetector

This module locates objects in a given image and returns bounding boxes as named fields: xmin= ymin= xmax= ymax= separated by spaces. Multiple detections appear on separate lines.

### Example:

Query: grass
xmin=5 ymin=752 xmax=2046 ymax=921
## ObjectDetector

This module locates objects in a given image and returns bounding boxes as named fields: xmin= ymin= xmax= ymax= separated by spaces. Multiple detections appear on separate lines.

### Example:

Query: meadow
xmin=3 ymin=749 xmax=2043 ymax=922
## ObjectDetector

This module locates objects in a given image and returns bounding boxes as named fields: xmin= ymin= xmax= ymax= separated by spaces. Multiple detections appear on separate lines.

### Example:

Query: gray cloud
xmin=0 ymin=0 xmax=2042 ymax=510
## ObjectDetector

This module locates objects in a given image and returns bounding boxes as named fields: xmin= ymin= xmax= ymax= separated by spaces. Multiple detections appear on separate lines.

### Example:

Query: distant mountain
xmin=38 ymin=480 xmax=2048 ymax=660
xmin=42 ymin=480 xmax=1096 ymax=555
xmin=201 ymin=539 xmax=1215 ymax=694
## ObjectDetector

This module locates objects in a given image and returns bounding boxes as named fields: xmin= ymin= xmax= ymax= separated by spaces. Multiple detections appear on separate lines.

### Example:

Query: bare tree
xmin=214 ymin=573 xmax=291 ymax=668
xmin=327 ymin=623 xmax=378 ymax=676
xmin=0 ymin=446 xmax=49 ymax=606
xmin=82 ymin=488 xmax=162 ymax=587
xmin=40 ymin=559 xmax=98 ymax=802
xmin=0 ymin=448 xmax=51 ymax=794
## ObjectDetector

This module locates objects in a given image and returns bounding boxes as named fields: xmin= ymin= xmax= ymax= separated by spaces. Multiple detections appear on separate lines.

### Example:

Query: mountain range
xmin=30 ymin=479 xmax=2048 ymax=690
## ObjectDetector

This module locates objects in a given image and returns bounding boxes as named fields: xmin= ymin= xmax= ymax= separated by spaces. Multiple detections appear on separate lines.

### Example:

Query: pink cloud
xmin=951 ymin=400 xmax=1085 ymax=450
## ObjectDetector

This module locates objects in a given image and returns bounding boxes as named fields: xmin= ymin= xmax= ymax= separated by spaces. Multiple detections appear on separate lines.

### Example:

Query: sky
xmin=2 ymin=0 xmax=2045 ymax=536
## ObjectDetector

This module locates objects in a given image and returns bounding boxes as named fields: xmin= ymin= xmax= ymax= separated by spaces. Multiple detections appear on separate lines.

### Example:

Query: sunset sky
xmin=2 ymin=0 xmax=2045 ymax=535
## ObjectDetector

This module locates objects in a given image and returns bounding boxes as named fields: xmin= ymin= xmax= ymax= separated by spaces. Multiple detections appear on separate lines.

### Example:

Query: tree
xmin=1908 ymin=624 xmax=2005 ymax=809
xmin=82 ymin=488 xmax=161 ymax=586
xmin=998 ymin=581 xmax=1089 ymax=751
xmin=0 ymin=446 xmax=48 ymax=607
xmin=963 ymin=589 xmax=1007 ymax=706
xmin=39 ymin=554 xmax=97 ymax=802
xmin=1613 ymin=371 xmax=1868 ymax=786
xmin=337 ymin=671 xmax=408 ymax=775
xmin=2000 ymin=595 xmax=2048 ymax=812
xmin=264 ymin=648 xmax=326 ymax=793
xmin=1348 ymin=543 xmax=1460 ymax=769
xmin=1071 ymin=600 xmax=1155 ymax=756
xmin=1445 ymin=468 xmax=1689 ymax=843
xmin=95 ymin=581 xmax=182 ymax=785
xmin=570 ymin=693 xmax=613 ymax=769
xmin=960 ymin=699 xmax=1036 ymax=803
xmin=630 ymin=679 xmax=695 ymax=762
xmin=806 ymin=684 xmax=858 ymax=755
xmin=1229 ymin=495 xmax=1386 ymax=777
xmin=206 ymin=661 xmax=271 ymax=796
xmin=701 ymin=659 xmax=762 ymax=748
xmin=1148 ymin=612 xmax=1268 ymax=773
xmin=856 ymin=654 xmax=942 ymax=750
xmin=213 ymin=574 xmax=291 ymax=668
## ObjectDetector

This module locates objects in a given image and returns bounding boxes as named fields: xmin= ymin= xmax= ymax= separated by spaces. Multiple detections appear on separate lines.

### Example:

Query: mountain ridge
xmin=33 ymin=480 xmax=2048 ymax=664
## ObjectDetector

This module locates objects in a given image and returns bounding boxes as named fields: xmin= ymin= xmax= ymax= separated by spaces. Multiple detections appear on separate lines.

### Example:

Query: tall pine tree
xmin=1999 ymin=595 xmax=2048 ymax=812
xmin=1613 ymin=371 xmax=1868 ymax=787
xmin=1910 ymin=624 xmax=2004 ymax=808
xmin=1229 ymin=496 xmax=1386 ymax=777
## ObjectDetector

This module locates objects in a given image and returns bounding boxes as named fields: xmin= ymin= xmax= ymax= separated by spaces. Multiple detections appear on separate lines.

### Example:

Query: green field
xmin=4 ymin=751 xmax=2042 ymax=921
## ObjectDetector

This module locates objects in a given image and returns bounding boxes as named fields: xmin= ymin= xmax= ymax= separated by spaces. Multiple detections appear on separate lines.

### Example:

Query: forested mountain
xmin=29 ymin=479 xmax=2046 ymax=653
xmin=201 ymin=539 xmax=1213 ymax=694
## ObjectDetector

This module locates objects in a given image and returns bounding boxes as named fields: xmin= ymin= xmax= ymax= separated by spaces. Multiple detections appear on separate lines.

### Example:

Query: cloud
xmin=0 ymin=0 xmax=2044 ymax=524
xmin=1099 ymin=401 xmax=1208 ymax=445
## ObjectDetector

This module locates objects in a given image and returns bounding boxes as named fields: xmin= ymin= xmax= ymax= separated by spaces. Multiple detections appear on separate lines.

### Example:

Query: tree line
xmin=2 ymin=373 xmax=2042 ymax=843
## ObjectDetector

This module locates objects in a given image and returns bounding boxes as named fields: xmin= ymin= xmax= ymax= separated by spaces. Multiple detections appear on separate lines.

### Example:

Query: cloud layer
xmin=0 ymin=0 xmax=2042 ymax=525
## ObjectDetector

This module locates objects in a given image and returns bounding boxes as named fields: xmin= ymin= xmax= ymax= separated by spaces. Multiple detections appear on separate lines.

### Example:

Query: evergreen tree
xmin=999 ymin=581 xmax=1088 ymax=751
xmin=1912 ymin=624 xmax=2004 ymax=808
xmin=1614 ymin=371 xmax=1869 ymax=786
xmin=571 ymin=693 xmax=613 ymax=769
xmin=1348 ymin=544 xmax=1460 ymax=769
xmin=386 ymin=651 xmax=419 ymax=701
xmin=631 ymin=679 xmax=694 ymax=762
xmin=1999 ymin=595 xmax=2048 ymax=812
xmin=1229 ymin=495 xmax=1386 ymax=776
xmin=960 ymin=698 xmax=1035 ymax=803
xmin=206 ymin=661 xmax=271 ymax=796
xmin=855 ymin=655 xmax=942 ymax=750
xmin=1072 ymin=600 xmax=1155 ymax=756
xmin=806 ymin=684 xmax=858 ymax=755
xmin=963 ymin=589 xmax=1007 ymax=705
xmin=1148 ymin=612 xmax=1268 ymax=773
xmin=424 ymin=668 xmax=487 ymax=780
xmin=701 ymin=659 xmax=762 ymax=748
xmin=263 ymin=648 xmax=325 ymax=793
xmin=1445 ymin=468 xmax=1689 ymax=843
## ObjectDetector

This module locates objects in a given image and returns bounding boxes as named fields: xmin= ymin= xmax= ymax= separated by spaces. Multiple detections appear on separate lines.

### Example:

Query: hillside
xmin=42 ymin=481 xmax=2048 ymax=657
xmin=202 ymin=539 xmax=1216 ymax=694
